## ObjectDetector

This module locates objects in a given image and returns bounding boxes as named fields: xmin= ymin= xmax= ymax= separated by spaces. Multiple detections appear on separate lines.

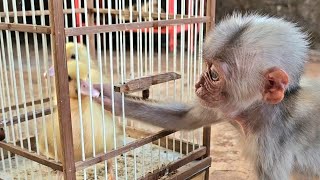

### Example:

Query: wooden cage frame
xmin=0 ymin=0 xmax=216 ymax=179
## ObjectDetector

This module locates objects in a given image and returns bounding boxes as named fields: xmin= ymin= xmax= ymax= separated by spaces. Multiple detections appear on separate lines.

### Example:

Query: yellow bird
xmin=45 ymin=42 xmax=109 ymax=84
xmin=39 ymin=60 xmax=123 ymax=179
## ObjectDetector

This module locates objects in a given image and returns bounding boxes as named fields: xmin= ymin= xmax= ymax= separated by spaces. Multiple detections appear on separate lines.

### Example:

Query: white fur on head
xmin=202 ymin=12 xmax=310 ymax=109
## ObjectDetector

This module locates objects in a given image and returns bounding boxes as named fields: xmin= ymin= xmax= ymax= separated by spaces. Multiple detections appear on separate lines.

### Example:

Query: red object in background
xmin=74 ymin=0 xmax=199 ymax=52
xmin=74 ymin=0 xmax=81 ymax=42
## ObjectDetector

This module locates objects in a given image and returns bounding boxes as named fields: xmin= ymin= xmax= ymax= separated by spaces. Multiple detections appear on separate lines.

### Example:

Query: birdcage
xmin=0 ymin=0 xmax=215 ymax=179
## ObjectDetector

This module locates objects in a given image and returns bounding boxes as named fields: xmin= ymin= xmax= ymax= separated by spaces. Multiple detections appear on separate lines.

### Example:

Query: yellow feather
xmin=39 ymin=43 xmax=122 ymax=164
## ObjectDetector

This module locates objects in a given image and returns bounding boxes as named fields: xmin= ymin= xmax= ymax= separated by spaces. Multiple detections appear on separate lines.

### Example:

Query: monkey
xmin=39 ymin=60 xmax=123 ymax=180
xmin=92 ymin=13 xmax=320 ymax=180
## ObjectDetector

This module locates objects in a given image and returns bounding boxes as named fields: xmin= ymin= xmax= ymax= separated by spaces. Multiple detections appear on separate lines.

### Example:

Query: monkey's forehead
xmin=202 ymin=13 xmax=309 ymax=65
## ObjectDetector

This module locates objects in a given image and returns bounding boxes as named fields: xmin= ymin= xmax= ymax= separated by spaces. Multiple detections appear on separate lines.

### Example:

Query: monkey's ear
xmin=262 ymin=68 xmax=289 ymax=104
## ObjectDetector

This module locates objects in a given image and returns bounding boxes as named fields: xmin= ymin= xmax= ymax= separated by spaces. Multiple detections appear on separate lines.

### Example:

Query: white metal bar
xmin=30 ymin=0 xmax=49 ymax=161
xmin=19 ymin=0 xmax=40 ymax=160
xmin=144 ymin=0 xmax=148 ymax=76
xmin=129 ymin=0 xmax=134 ymax=80
xmin=79 ymin=0 xmax=83 ymax=43
xmin=0 ymin=33 xmax=8 ymax=173
xmin=119 ymin=1 xmax=129 ymax=179
xmin=0 ymin=25 xmax=15 ymax=176
xmin=193 ymin=0 xmax=199 ymax=96
xmin=95 ymin=1 xmax=111 ymax=179
xmin=157 ymin=0 xmax=162 ymax=168
xmin=139 ymin=0 xmax=143 ymax=78
xmin=12 ymin=0 xmax=31 ymax=177
xmin=187 ymin=0 xmax=192 ymax=99
xmin=199 ymin=0 xmax=205 ymax=76
xmin=107 ymin=0 xmax=120 ymax=179
xmin=1 ymin=0 xmax=22 ymax=178
xmin=165 ymin=0 xmax=170 ymax=161
xmin=40 ymin=0 xmax=56 ymax=165
xmin=12 ymin=0 xmax=28 ymax=152
xmin=165 ymin=0 xmax=169 ymax=98
xmin=70 ymin=0 xmax=87 ymax=178
xmin=63 ymin=0 xmax=69 ymax=42
xmin=0 ymin=31 xmax=15 ymax=176
xmin=179 ymin=0 xmax=187 ymax=157
xmin=83 ymin=0 xmax=99 ymax=178
xmin=115 ymin=0 xmax=120 ymax=82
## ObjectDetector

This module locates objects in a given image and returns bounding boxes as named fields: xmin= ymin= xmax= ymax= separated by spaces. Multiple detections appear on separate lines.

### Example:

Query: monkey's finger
xmin=93 ymin=97 xmax=113 ymax=111
xmin=102 ymin=98 xmax=114 ymax=112
xmin=92 ymin=84 xmax=113 ymax=96
xmin=92 ymin=84 xmax=103 ymax=91
xmin=93 ymin=96 xmax=103 ymax=104
xmin=92 ymin=84 xmax=112 ymax=91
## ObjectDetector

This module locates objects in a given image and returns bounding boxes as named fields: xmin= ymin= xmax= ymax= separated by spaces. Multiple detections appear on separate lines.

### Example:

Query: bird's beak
xmin=79 ymin=80 xmax=100 ymax=98
xmin=43 ymin=66 xmax=55 ymax=79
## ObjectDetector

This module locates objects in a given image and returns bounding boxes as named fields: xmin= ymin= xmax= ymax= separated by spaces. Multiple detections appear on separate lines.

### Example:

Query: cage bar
xmin=203 ymin=1 xmax=216 ymax=179
xmin=65 ymin=17 xmax=209 ymax=36
xmin=49 ymin=0 xmax=76 ymax=179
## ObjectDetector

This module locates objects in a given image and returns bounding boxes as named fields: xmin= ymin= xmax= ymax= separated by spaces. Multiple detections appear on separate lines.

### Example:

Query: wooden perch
xmin=92 ymin=8 xmax=194 ymax=21
xmin=0 ymin=108 xmax=52 ymax=128
xmin=0 ymin=98 xmax=51 ymax=113
xmin=114 ymin=72 xmax=181 ymax=93
xmin=0 ymin=141 xmax=63 ymax=171
xmin=0 ymin=23 xmax=51 ymax=34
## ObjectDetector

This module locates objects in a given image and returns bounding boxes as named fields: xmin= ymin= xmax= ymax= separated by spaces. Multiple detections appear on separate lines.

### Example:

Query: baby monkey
xmin=94 ymin=13 xmax=320 ymax=180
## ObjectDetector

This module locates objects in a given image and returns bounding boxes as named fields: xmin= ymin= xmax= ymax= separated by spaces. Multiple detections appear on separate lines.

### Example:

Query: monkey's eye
xmin=210 ymin=70 xmax=219 ymax=81
xmin=71 ymin=54 xmax=76 ymax=59
xmin=68 ymin=75 xmax=72 ymax=82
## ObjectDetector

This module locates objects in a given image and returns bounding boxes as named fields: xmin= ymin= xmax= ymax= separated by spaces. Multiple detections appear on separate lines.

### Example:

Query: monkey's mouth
xmin=195 ymin=87 xmax=221 ymax=108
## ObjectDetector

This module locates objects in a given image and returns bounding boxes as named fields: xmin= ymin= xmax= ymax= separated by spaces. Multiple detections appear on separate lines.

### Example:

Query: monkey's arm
xmin=92 ymin=84 xmax=223 ymax=130
xmin=121 ymin=98 xmax=223 ymax=130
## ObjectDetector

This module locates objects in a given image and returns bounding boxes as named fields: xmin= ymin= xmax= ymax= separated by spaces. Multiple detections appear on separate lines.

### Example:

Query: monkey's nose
xmin=195 ymin=75 xmax=205 ymax=89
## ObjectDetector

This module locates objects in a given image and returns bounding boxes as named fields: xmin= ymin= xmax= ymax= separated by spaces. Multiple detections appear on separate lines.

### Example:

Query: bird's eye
xmin=68 ymin=75 xmax=72 ymax=82
xmin=210 ymin=70 xmax=219 ymax=81
xmin=71 ymin=54 xmax=76 ymax=59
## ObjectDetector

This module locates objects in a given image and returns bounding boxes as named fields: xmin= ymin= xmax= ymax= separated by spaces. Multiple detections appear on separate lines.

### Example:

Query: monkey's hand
xmin=92 ymin=84 xmax=123 ymax=116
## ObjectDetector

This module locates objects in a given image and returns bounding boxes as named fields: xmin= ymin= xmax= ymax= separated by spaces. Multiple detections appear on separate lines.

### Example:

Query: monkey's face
xmin=195 ymin=58 xmax=263 ymax=112
xmin=196 ymin=58 xmax=290 ymax=113
xmin=195 ymin=61 xmax=227 ymax=108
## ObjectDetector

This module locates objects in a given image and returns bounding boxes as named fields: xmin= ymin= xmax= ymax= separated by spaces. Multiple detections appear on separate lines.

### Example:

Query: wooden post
xmin=87 ymin=0 xmax=96 ymax=60
xmin=203 ymin=0 xmax=216 ymax=180
xmin=206 ymin=0 xmax=216 ymax=33
xmin=49 ymin=0 xmax=76 ymax=179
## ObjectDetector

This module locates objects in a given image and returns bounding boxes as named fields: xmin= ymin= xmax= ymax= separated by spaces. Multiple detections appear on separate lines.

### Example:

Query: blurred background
xmin=1 ymin=0 xmax=320 ymax=50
